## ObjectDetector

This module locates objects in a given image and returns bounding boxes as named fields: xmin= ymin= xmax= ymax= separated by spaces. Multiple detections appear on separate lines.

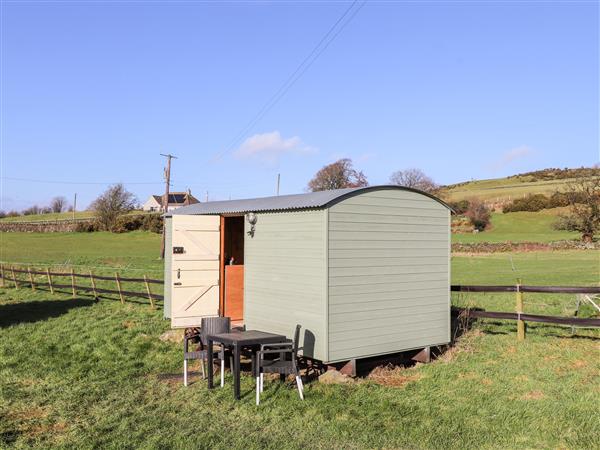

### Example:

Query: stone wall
xmin=0 ymin=219 xmax=92 ymax=233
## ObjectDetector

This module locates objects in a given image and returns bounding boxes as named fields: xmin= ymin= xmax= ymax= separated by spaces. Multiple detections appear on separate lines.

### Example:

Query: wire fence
xmin=2 ymin=263 xmax=599 ymax=336
xmin=452 ymin=283 xmax=600 ymax=340
xmin=0 ymin=264 xmax=163 ymax=309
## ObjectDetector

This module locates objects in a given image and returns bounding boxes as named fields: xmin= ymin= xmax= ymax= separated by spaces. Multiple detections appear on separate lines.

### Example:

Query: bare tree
xmin=464 ymin=198 xmax=491 ymax=231
xmin=554 ymin=176 xmax=600 ymax=242
xmin=90 ymin=184 xmax=138 ymax=232
xmin=307 ymin=158 xmax=368 ymax=192
xmin=22 ymin=205 xmax=41 ymax=216
xmin=50 ymin=196 xmax=68 ymax=213
xmin=389 ymin=168 xmax=438 ymax=193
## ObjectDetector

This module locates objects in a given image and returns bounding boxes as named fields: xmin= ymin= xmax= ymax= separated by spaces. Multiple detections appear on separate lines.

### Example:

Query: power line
xmin=1 ymin=177 xmax=163 ymax=185
xmin=210 ymin=0 xmax=366 ymax=163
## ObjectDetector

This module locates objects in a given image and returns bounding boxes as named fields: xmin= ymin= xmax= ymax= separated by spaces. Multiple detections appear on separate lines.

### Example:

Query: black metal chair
xmin=255 ymin=324 xmax=303 ymax=405
xmin=183 ymin=317 xmax=231 ymax=387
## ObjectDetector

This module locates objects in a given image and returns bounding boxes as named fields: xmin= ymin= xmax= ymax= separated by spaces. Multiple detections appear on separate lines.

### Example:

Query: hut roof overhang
xmin=166 ymin=185 xmax=452 ymax=217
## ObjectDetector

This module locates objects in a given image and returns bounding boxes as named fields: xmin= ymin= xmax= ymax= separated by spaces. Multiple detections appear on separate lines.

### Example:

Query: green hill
xmin=452 ymin=208 xmax=578 ymax=244
xmin=441 ymin=167 xmax=599 ymax=203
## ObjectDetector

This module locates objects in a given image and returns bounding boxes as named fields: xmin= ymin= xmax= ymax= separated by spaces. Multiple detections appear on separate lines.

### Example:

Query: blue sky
xmin=1 ymin=1 xmax=598 ymax=210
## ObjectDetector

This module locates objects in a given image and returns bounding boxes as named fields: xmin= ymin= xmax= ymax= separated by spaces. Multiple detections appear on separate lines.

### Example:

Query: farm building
xmin=163 ymin=185 xmax=451 ymax=364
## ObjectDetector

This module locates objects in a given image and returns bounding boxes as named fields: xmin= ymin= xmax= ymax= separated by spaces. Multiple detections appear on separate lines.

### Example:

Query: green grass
xmin=0 ymin=231 xmax=162 ymax=276
xmin=453 ymin=209 xmax=579 ymax=244
xmin=0 ymin=228 xmax=599 ymax=448
xmin=442 ymin=176 xmax=576 ymax=202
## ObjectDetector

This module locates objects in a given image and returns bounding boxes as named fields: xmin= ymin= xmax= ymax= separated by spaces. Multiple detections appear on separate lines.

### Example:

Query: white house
xmin=142 ymin=191 xmax=200 ymax=212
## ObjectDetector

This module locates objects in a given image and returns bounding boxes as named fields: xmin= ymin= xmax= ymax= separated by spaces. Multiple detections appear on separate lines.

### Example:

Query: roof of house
xmin=151 ymin=192 xmax=199 ymax=205
xmin=167 ymin=185 xmax=451 ymax=217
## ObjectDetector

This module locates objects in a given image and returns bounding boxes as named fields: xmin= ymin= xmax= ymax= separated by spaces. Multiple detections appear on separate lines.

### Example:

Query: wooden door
xmin=224 ymin=265 xmax=244 ymax=321
xmin=171 ymin=215 xmax=220 ymax=328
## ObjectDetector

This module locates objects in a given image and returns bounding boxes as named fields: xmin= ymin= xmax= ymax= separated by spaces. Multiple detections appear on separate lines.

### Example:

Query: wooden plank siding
xmin=327 ymin=190 xmax=450 ymax=362
xmin=163 ymin=216 xmax=172 ymax=319
xmin=244 ymin=210 xmax=328 ymax=361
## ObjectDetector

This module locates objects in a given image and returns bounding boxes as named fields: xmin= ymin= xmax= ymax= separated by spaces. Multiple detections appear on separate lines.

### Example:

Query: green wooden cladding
xmin=166 ymin=186 xmax=451 ymax=363
xmin=244 ymin=210 xmax=328 ymax=361
xmin=327 ymin=189 xmax=450 ymax=362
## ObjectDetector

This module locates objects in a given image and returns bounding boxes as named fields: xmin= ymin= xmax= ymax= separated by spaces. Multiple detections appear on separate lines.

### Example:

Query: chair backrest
xmin=292 ymin=324 xmax=301 ymax=358
xmin=200 ymin=317 xmax=231 ymax=345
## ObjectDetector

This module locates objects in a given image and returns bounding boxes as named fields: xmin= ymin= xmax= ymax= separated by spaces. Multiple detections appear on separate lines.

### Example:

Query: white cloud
xmin=489 ymin=145 xmax=534 ymax=171
xmin=234 ymin=131 xmax=316 ymax=164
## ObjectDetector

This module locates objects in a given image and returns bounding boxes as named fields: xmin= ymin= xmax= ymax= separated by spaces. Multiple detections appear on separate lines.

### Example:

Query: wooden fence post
xmin=144 ymin=275 xmax=155 ymax=309
xmin=516 ymin=278 xmax=525 ymax=341
xmin=0 ymin=264 xmax=5 ymax=288
xmin=46 ymin=268 xmax=54 ymax=294
xmin=28 ymin=267 xmax=35 ymax=291
xmin=115 ymin=272 xmax=124 ymax=304
xmin=89 ymin=270 xmax=97 ymax=300
xmin=11 ymin=266 xmax=19 ymax=290
xmin=71 ymin=268 xmax=76 ymax=298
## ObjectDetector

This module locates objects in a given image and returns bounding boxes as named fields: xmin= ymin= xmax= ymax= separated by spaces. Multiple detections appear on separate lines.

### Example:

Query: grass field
xmin=452 ymin=208 xmax=579 ymax=244
xmin=441 ymin=176 xmax=575 ymax=203
xmin=0 ymin=210 xmax=152 ymax=223
xmin=0 ymin=231 xmax=599 ymax=448
xmin=0 ymin=231 xmax=162 ymax=276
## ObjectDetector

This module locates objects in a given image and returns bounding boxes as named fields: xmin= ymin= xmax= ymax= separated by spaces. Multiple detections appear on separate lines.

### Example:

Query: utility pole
xmin=160 ymin=153 xmax=177 ymax=258
xmin=72 ymin=193 xmax=77 ymax=222
xmin=276 ymin=173 xmax=281 ymax=196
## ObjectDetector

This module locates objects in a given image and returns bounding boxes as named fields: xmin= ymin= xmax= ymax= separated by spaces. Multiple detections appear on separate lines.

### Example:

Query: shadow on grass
xmin=0 ymin=298 xmax=95 ymax=328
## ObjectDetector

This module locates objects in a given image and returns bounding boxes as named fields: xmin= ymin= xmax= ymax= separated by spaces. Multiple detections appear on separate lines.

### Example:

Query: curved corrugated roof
xmin=167 ymin=185 xmax=451 ymax=216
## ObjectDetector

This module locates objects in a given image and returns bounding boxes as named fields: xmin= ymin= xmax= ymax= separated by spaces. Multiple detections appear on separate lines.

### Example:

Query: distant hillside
xmin=440 ymin=167 xmax=599 ymax=205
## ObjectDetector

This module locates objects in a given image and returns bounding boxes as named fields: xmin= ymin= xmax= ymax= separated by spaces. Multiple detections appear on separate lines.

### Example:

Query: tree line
xmin=3 ymin=159 xmax=598 ymax=242
xmin=0 ymin=196 xmax=72 ymax=219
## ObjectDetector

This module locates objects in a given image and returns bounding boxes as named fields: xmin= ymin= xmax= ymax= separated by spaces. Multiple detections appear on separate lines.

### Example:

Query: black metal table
xmin=207 ymin=330 xmax=288 ymax=400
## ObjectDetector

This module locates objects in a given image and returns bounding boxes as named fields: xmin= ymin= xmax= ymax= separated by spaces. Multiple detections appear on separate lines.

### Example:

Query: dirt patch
xmin=122 ymin=320 xmax=136 ymax=329
xmin=504 ymin=345 xmax=517 ymax=355
xmin=572 ymin=360 xmax=588 ymax=368
xmin=521 ymin=390 xmax=545 ymax=400
xmin=438 ymin=329 xmax=482 ymax=363
xmin=4 ymin=406 xmax=69 ymax=440
xmin=8 ymin=406 xmax=48 ymax=421
xmin=368 ymin=365 xmax=421 ymax=388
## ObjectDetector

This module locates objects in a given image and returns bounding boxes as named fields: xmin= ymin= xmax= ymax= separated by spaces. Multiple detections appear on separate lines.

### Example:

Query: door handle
xmin=174 ymin=282 xmax=182 ymax=286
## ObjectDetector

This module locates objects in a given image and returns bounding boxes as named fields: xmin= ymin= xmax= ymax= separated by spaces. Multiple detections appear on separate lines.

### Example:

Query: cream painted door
xmin=171 ymin=215 xmax=220 ymax=328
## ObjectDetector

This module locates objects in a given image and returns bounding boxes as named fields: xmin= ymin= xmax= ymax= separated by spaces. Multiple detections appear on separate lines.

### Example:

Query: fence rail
xmin=452 ymin=282 xmax=600 ymax=340
xmin=0 ymin=264 xmax=163 ymax=308
xmin=2 ymin=264 xmax=599 ymax=335
xmin=452 ymin=285 xmax=600 ymax=294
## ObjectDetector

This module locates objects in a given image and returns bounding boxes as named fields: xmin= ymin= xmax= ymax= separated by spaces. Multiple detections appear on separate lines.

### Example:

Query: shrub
xmin=114 ymin=215 xmax=144 ymax=233
xmin=75 ymin=221 xmax=99 ymax=232
xmin=448 ymin=200 xmax=470 ymax=215
xmin=142 ymin=214 xmax=163 ymax=233
xmin=503 ymin=194 xmax=550 ymax=213
xmin=465 ymin=198 xmax=491 ymax=231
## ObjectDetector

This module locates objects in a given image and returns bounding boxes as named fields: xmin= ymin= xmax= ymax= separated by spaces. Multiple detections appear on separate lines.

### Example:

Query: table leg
xmin=207 ymin=338 xmax=214 ymax=389
xmin=234 ymin=343 xmax=241 ymax=400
